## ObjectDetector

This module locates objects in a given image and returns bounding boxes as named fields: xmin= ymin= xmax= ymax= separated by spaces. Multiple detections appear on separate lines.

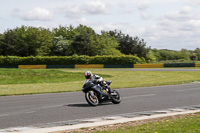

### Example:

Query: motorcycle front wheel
xmin=85 ymin=91 xmax=99 ymax=106
xmin=111 ymin=90 xmax=121 ymax=104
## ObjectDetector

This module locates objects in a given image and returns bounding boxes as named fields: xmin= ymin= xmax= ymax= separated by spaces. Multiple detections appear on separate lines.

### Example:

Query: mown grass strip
xmin=68 ymin=113 xmax=200 ymax=133
xmin=89 ymin=113 xmax=200 ymax=133
xmin=0 ymin=69 xmax=84 ymax=85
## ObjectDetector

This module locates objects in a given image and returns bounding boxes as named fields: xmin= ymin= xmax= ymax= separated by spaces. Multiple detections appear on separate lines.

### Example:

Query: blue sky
xmin=1 ymin=0 xmax=200 ymax=50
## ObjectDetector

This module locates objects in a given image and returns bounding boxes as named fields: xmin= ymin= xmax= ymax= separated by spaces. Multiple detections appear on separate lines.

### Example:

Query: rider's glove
xmin=101 ymin=80 xmax=106 ymax=86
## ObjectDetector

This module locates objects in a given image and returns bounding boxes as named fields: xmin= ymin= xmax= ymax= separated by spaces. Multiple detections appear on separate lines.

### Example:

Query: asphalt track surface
xmin=0 ymin=82 xmax=200 ymax=129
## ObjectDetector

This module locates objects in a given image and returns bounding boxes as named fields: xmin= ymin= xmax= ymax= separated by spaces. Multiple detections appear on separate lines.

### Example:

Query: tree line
xmin=152 ymin=48 xmax=200 ymax=62
xmin=0 ymin=25 xmax=148 ymax=57
xmin=0 ymin=24 xmax=199 ymax=62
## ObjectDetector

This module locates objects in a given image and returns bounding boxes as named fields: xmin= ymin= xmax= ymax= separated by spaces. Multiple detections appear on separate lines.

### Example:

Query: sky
xmin=0 ymin=0 xmax=200 ymax=50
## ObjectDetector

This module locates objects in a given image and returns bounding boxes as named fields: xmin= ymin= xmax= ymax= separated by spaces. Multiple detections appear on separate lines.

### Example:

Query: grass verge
xmin=56 ymin=113 xmax=200 ymax=133
xmin=0 ymin=68 xmax=200 ymax=96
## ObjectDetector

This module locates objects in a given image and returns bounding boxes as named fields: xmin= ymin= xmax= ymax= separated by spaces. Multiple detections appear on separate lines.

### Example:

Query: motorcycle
xmin=82 ymin=80 xmax=121 ymax=106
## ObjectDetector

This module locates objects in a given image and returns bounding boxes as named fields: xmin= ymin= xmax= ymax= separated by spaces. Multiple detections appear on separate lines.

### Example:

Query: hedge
xmin=0 ymin=55 xmax=142 ymax=65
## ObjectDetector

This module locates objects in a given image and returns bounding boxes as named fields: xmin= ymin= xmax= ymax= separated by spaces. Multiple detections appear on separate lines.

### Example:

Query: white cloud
xmin=183 ymin=0 xmax=200 ymax=7
xmin=136 ymin=6 xmax=200 ymax=50
xmin=12 ymin=7 xmax=53 ymax=21
xmin=140 ymin=12 xmax=152 ymax=20
xmin=137 ymin=1 xmax=152 ymax=20
xmin=165 ymin=6 xmax=200 ymax=21
xmin=95 ymin=22 xmax=132 ymax=34
xmin=120 ymin=9 xmax=134 ymax=14
xmin=95 ymin=23 xmax=120 ymax=33
xmin=62 ymin=1 xmax=110 ymax=19
xmin=137 ymin=1 xmax=151 ymax=10
xmin=80 ymin=1 xmax=109 ymax=15
xmin=75 ymin=17 xmax=90 ymax=25
xmin=62 ymin=6 xmax=81 ymax=19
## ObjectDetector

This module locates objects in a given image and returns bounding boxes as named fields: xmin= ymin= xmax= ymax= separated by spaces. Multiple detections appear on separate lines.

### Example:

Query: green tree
xmin=70 ymin=25 xmax=122 ymax=56
xmin=0 ymin=26 xmax=54 ymax=56
xmin=180 ymin=49 xmax=190 ymax=61
xmin=0 ymin=29 xmax=18 ymax=56
xmin=52 ymin=25 xmax=77 ymax=41
xmin=35 ymin=27 xmax=54 ymax=56
xmin=194 ymin=48 xmax=200 ymax=60
xmin=0 ymin=33 xmax=2 ymax=54
xmin=105 ymin=30 xmax=150 ymax=58
xmin=70 ymin=25 xmax=96 ymax=56
xmin=91 ymin=32 xmax=122 ymax=55
xmin=146 ymin=50 xmax=157 ymax=62
xmin=51 ymin=35 xmax=73 ymax=56
xmin=152 ymin=49 xmax=191 ymax=61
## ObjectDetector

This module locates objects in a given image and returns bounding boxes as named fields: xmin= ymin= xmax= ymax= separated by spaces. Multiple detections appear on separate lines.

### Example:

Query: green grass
xmin=0 ymin=69 xmax=111 ymax=85
xmin=91 ymin=113 xmax=200 ymax=133
xmin=0 ymin=69 xmax=84 ymax=84
xmin=0 ymin=68 xmax=200 ymax=96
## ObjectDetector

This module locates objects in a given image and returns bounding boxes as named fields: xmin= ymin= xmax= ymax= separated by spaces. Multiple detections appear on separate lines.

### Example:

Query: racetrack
xmin=0 ymin=83 xmax=200 ymax=129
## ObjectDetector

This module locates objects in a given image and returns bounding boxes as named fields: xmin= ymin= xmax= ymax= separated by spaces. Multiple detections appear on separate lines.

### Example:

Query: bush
xmin=0 ymin=55 xmax=142 ymax=65
xmin=89 ymin=55 xmax=141 ymax=64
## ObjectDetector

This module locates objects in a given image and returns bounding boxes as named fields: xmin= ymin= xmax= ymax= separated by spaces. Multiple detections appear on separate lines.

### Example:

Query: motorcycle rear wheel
xmin=111 ymin=90 xmax=121 ymax=104
xmin=85 ymin=91 xmax=99 ymax=106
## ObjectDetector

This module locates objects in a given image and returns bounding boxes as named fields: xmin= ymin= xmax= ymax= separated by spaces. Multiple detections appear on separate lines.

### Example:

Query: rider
xmin=84 ymin=71 xmax=103 ymax=84
xmin=84 ymin=71 xmax=112 ymax=94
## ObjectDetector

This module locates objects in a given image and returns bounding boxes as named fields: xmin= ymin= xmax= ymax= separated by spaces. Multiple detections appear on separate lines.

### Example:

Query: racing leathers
xmin=84 ymin=74 xmax=103 ymax=84
xmin=84 ymin=74 xmax=112 ymax=94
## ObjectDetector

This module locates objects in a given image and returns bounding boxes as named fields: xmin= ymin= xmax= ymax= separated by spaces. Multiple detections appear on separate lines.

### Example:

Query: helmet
xmin=85 ymin=71 xmax=93 ymax=79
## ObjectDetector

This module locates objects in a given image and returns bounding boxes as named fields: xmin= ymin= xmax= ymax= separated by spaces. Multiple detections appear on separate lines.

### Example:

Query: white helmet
xmin=85 ymin=71 xmax=93 ymax=79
